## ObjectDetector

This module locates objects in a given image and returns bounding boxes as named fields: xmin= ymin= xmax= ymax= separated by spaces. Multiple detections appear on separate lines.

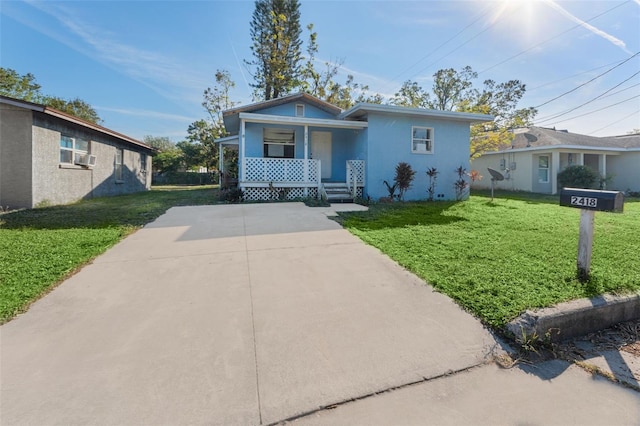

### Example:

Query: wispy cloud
xmin=94 ymin=106 xmax=196 ymax=123
xmin=17 ymin=1 xmax=208 ymax=101
xmin=543 ymin=0 xmax=632 ymax=54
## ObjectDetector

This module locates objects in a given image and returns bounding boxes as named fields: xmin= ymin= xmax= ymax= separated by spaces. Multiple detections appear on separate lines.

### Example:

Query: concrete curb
xmin=506 ymin=292 xmax=640 ymax=343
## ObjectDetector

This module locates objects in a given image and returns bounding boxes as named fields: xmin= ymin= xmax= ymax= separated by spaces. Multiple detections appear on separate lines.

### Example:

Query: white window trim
xmin=411 ymin=126 xmax=434 ymax=154
xmin=263 ymin=128 xmax=296 ymax=158
xmin=295 ymin=104 xmax=305 ymax=117
xmin=115 ymin=148 xmax=124 ymax=182
xmin=538 ymin=155 xmax=550 ymax=183
xmin=60 ymin=135 xmax=90 ymax=165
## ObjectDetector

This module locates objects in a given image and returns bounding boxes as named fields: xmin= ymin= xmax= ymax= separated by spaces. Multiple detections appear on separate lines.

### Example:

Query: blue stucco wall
xmin=256 ymin=101 xmax=338 ymax=119
xmin=364 ymin=112 xmax=472 ymax=201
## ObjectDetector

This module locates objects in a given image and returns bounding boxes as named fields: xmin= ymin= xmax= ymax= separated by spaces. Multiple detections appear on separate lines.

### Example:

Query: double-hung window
xmin=263 ymin=128 xmax=295 ymax=158
xmin=60 ymin=135 xmax=90 ymax=164
xmin=411 ymin=127 xmax=433 ymax=154
xmin=115 ymin=148 xmax=124 ymax=181
xmin=538 ymin=156 xmax=549 ymax=183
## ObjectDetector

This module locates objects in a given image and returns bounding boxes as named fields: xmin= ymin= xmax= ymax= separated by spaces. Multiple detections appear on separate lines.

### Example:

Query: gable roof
xmin=0 ymin=95 xmax=154 ymax=153
xmin=499 ymin=127 xmax=640 ymax=152
xmin=222 ymin=92 xmax=342 ymax=117
xmin=340 ymin=103 xmax=494 ymax=123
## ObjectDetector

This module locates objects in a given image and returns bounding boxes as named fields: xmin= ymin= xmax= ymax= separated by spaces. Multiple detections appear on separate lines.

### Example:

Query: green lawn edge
xmin=0 ymin=185 xmax=219 ymax=324
xmin=338 ymin=192 xmax=640 ymax=329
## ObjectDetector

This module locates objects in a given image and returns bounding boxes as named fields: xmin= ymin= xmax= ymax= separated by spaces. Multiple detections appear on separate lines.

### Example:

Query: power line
xmin=533 ymin=51 xmax=640 ymax=108
xmin=397 ymin=5 xmax=518 ymax=87
xmin=587 ymin=109 xmax=640 ymax=135
xmin=384 ymin=2 xmax=496 ymax=90
xmin=479 ymin=1 xmax=630 ymax=75
xmin=534 ymin=94 xmax=640 ymax=126
xmin=528 ymin=59 xmax=626 ymax=91
xmin=536 ymin=70 xmax=640 ymax=123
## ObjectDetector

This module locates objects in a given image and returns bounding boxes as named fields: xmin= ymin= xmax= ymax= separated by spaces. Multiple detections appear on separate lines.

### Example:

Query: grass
xmin=0 ymin=185 xmax=219 ymax=323
xmin=338 ymin=191 xmax=640 ymax=329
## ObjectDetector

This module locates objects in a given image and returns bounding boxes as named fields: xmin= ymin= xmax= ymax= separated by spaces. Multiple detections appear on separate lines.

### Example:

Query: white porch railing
xmin=346 ymin=160 xmax=365 ymax=197
xmin=243 ymin=157 xmax=320 ymax=184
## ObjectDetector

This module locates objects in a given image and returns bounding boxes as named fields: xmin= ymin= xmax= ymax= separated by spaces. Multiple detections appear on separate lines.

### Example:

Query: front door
xmin=311 ymin=131 xmax=332 ymax=180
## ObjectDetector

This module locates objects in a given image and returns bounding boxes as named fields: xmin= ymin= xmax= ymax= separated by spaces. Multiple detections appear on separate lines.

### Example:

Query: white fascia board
xmin=214 ymin=135 xmax=239 ymax=145
xmin=238 ymin=112 xmax=368 ymax=129
xmin=340 ymin=103 xmax=494 ymax=123
xmin=479 ymin=144 xmax=628 ymax=155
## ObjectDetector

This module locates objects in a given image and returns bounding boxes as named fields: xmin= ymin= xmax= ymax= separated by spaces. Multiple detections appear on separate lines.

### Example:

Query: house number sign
xmin=570 ymin=196 xmax=598 ymax=208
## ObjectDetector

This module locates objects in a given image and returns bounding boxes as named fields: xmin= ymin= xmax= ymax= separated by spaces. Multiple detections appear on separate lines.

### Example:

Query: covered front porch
xmin=216 ymin=112 xmax=367 ymax=201
xmin=542 ymin=150 xmax=620 ymax=194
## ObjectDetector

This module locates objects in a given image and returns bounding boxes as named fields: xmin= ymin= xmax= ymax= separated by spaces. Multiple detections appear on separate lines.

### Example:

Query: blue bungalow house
xmin=216 ymin=93 xmax=493 ymax=201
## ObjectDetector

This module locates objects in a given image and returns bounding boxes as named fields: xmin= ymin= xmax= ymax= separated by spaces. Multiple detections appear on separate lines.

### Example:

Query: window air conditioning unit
xmin=75 ymin=154 xmax=97 ymax=167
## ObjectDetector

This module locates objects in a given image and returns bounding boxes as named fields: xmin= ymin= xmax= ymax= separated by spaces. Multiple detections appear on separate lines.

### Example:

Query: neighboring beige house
xmin=471 ymin=126 xmax=640 ymax=195
xmin=0 ymin=95 xmax=154 ymax=209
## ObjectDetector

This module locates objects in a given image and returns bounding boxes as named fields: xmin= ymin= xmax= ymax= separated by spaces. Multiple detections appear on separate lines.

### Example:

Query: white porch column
xmin=219 ymin=143 xmax=224 ymax=180
xmin=304 ymin=125 xmax=309 ymax=196
xmin=551 ymin=151 xmax=560 ymax=194
xmin=240 ymin=119 xmax=246 ymax=182
xmin=304 ymin=125 xmax=309 ymax=159
xmin=577 ymin=152 xmax=584 ymax=166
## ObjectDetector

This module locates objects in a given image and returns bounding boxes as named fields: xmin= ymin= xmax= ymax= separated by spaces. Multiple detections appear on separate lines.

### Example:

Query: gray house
xmin=0 ymin=95 xmax=154 ymax=209
xmin=471 ymin=126 xmax=640 ymax=194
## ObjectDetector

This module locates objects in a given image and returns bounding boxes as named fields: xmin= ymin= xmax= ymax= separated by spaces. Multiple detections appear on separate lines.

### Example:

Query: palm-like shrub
xmin=394 ymin=162 xmax=416 ymax=201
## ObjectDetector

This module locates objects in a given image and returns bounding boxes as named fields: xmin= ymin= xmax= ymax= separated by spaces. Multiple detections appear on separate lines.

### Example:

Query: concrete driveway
xmin=2 ymin=203 xmax=639 ymax=425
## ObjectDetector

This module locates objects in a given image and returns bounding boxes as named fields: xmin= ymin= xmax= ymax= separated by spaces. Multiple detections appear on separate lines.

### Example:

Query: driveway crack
xmin=265 ymin=361 xmax=489 ymax=426
xmin=243 ymin=207 xmax=264 ymax=425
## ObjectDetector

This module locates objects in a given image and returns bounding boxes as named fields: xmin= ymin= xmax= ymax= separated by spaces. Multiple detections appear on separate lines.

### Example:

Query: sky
xmin=1 ymin=0 xmax=639 ymax=142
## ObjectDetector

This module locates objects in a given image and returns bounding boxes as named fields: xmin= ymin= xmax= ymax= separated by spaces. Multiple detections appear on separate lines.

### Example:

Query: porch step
xmin=323 ymin=182 xmax=353 ymax=202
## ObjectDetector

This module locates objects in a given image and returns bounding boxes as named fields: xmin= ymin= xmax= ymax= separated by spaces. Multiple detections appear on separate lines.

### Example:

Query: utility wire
xmin=384 ymin=2 xmax=496 ymax=90
xmin=587 ymin=109 xmax=640 ymax=135
xmin=397 ymin=5 xmax=518 ymax=87
xmin=528 ymin=59 xmax=627 ymax=91
xmin=478 ymin=1 xmax=630 ymax=75
xmin=535 ymin=94 xmax=640 ymax=126
xmin=533 ymin=51 xmax=640 ymax=108
xmin=536 ymin=70 xmax=640 ymax=123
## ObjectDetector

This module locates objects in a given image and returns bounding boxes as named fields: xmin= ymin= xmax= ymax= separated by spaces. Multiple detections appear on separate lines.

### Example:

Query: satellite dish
xmin=487 ymin=168 xmax=504 ymax=201
xmin=488 ymin=168 xmax=504 ymax=181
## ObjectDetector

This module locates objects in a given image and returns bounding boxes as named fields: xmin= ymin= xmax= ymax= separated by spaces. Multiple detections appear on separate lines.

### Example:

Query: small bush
xmin=219 ymin=188 xmax=244 ymax=203
xmin=557 ymin=165 xmax=598 ymax=189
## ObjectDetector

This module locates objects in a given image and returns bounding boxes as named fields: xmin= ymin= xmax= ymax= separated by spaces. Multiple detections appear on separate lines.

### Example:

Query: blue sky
xmin=2 ymin=0 xmax=639 ymax=142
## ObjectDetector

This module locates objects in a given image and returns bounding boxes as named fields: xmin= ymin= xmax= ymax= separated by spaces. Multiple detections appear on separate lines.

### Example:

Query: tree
xmin=202 ymin=70 xmax=237 ymax=126
xmin=246 ymin=0 xmax=303 ymax=100
xmin=42 ymin=96 xmax=101 ymax=124
xmin=176 ymin=140 xmax=205 ymax=171
xmin=1 ymin=67 xmax=102 ymax=124
xmin=143 ymin=135 xmax=182 ymax=173
xmin=0 ymin=67 xmax=41 ymax=101
xmin=143 ymin=135 xmax=174 ymax=151
xmin=186 ymin=119 xmax=220 ymax=171
xmin=390 ymin=81 xmax=430 ymax=109
xmin=390 ymin=66 xmax=536 ymax=158
xmin=296 ymin=24 xmax=383 ymax=109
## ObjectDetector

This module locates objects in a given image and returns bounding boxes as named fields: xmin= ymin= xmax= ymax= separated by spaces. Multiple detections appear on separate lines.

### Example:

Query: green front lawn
xmin=339 ymin=192 xmax=640 ymax=328
xmin=0 ymin=186 xmax=218 ymax=323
